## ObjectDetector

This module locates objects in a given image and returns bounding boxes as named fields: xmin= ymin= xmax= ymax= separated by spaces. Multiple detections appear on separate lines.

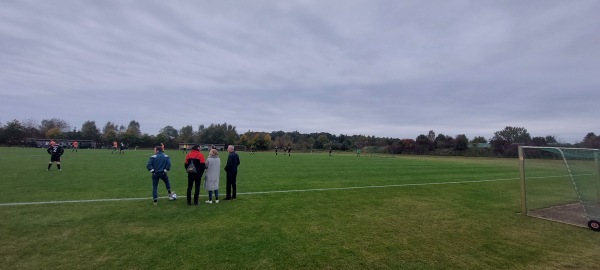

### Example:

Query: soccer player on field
xmin=119 ymin=142 xmax=126 ymax=155
xmin=72 ymin=140 xmax=78 ymax=152
xmin=112 ymin=141 xmax=118 ymax=154
xmin=47 ymin=141 xmax=64 ymax=171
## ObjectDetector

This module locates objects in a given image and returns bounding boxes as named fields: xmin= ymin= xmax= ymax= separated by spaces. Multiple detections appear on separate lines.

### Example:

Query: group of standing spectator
xmin=146 ymin=144 xmax=240 ymax=206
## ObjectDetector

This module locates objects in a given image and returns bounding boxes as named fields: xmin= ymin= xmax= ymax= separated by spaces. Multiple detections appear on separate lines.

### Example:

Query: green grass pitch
xmin=0 ymin=147 xmax=599 ymax=269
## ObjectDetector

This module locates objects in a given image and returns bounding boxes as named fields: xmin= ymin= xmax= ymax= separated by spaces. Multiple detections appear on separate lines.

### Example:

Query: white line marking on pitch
xmin=0 ymin=177 xmax=521 ymax=206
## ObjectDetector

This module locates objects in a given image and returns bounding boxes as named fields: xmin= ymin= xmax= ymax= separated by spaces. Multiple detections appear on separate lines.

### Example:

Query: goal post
xmin=519 ymin=146 xmax=600 ymax=230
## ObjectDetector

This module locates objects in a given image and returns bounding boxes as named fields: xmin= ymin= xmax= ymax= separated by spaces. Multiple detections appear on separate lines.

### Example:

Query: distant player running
xmin=119 ymin=142 xmax=126 ymax=155
xmin=72 ymin=140 xmax=79 ymax=152
xmin=112 ymin=141 xmax=118 ymax=154
xmin=47 ymin=141 xmax=64 ymax=171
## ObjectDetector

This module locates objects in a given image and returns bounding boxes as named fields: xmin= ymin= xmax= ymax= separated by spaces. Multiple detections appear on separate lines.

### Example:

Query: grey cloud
xmin=1 ymin=0 xmax=599 ymax=143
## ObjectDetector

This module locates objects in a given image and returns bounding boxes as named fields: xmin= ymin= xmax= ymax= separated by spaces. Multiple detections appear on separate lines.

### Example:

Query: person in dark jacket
xmin=184 ymin=144 xmax=206 ymax=206
xmin=47 ymin=141 xmax=64 ymax=171
xmin=146 ymin=146 xmax=174 ymax=205
xmin=224 ymin=145 xmax=240 ymax=200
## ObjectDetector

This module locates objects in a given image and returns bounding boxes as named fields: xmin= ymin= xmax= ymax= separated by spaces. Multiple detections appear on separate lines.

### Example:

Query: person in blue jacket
xmin=146 ymin=145 xmax=175 ymax=205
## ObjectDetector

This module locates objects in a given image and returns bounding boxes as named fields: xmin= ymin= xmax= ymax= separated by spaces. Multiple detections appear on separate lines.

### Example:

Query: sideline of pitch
xmin=0 ymin=177 xmax=521 ymax=207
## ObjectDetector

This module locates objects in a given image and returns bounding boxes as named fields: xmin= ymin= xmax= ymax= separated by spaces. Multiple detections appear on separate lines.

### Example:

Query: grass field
xmin=1 ymin=147 xmax=599 ymax=269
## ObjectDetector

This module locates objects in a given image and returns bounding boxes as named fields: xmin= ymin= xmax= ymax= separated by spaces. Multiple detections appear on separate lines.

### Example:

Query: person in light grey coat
xmin=204 ymin=148 xmax=221 ymax=203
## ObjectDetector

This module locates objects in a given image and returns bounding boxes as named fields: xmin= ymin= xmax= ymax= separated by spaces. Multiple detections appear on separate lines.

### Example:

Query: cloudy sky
xmin=1 ymin=0 xmax=598 ymax=143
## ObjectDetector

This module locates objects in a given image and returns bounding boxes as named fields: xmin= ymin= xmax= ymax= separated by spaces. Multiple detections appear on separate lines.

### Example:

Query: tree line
xmin=1 ymin=118 xmax=598 ymax=157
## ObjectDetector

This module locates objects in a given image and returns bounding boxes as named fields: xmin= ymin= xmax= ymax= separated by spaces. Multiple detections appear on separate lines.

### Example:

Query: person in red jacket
xmin=184 ymin=144 xmax=206 ymax=206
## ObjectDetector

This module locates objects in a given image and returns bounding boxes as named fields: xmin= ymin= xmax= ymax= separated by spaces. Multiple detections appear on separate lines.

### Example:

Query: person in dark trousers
xmin=224 ymin=145 xmax=241 ymax=200
xmin=119 ymin=142 xmax=126 ymax=155
xmin=184 ymin=145 xmax=206 ymax=206
xmin=146 ymin=145 xmax=174 ymax=205
xmin=47 ymin=141 xmax=64 ymax=171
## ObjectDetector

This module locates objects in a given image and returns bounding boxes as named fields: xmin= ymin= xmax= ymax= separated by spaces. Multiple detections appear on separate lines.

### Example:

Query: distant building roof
xmin=475 ymin=143 xmax=491 ymax=148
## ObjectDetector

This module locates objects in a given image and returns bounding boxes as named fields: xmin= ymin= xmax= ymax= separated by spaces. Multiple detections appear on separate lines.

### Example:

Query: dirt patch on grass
xmin=529 ymin=203 xmax=589 ymax=228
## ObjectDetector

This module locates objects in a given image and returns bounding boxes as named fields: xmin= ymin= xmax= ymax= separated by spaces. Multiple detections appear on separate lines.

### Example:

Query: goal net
xmin=519 ymin=146 xmax=600 ymax=230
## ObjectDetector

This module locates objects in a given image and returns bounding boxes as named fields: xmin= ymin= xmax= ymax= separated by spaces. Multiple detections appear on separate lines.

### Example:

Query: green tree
xmin=415 ymin=134 xmax=432 ymax=153
xmin=239 ymin=133 xmax=249 ymax=147
xmin=454 ymin=134 xmax=469 ymax=151
xmin=248 ymin=132 xmax=272 ymax=150
xmin=434 ymin=134 xmax=454 ymax=149
xmin=139 ymin=133 xmax=155 ymax=148
xmin=126 ymin=120 xmax=142 ymax=137
xmin=493 ymin=126 xmax=531 ymax=144
xmin=470 ymin=136 xmax=487 ymax=144
xmin=224 ymin=124 xmax=238 ymax=145
xmin=122 ymin=121 xmax=142 ymax=146
xmin=582 ymin=132 xmax=600 ymax=148
xmin=21 ymin=119 xmax=42 ymax=138
xmin=40 ymin=118 xmax=70 ymax=137
xmin=62 ymin=127 xmax=81 ymax=140
xmin=3 ymin=120 xmax=25 ymax=145
xmin=0 ymin=121 xmax=4 ymax=144
xmin=81 ymin=121 xmax=101 ymax=141
xmin=427 ymin=130 xmax=436 ymax=142
xmin=490 ymin=138 xmax=510 ymax=156
xmin=201 ymin=123 xmax=238 ymax=145
xmin=530 ymin=137 xmax=547 ymax=146
xmin=261 ymin=133 xmax=272 ymax=150
xmin=46 ymin=127 xmax=63 ymax=139
xmin=102 ymin=122 xmax=118 ymax=143
xmin=544 ymin=135 xmax=558 ymax=144
xmin=354 ymin=135 xmax=368 ymax=149
xmin=313 ymin=134 xmax=330 ymax=149
xmin=179 ymin=125 xmax=194 ymax=143
xmin=159 ymin=126 xmax=178 ymax=140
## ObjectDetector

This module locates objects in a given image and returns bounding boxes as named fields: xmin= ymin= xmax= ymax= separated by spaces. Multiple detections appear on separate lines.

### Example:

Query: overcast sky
xmin=1 ymin=0 xmax=598 ymax=143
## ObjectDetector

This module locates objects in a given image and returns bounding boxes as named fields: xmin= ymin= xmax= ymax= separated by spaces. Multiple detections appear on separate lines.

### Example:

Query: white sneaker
xmin=205 ymin=200 xmax=212 ymax=204
xmin=215 ymin=200 xmax=219 ymax=204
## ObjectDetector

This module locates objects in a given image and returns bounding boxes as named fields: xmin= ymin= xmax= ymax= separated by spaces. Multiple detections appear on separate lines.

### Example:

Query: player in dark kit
xmin=47 ymin=142 xmax=64 ymax=171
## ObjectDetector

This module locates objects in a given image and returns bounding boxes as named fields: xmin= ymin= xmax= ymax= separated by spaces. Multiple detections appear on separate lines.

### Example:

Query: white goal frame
xmin=519 ymin=146 xmax=600 ymax=230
